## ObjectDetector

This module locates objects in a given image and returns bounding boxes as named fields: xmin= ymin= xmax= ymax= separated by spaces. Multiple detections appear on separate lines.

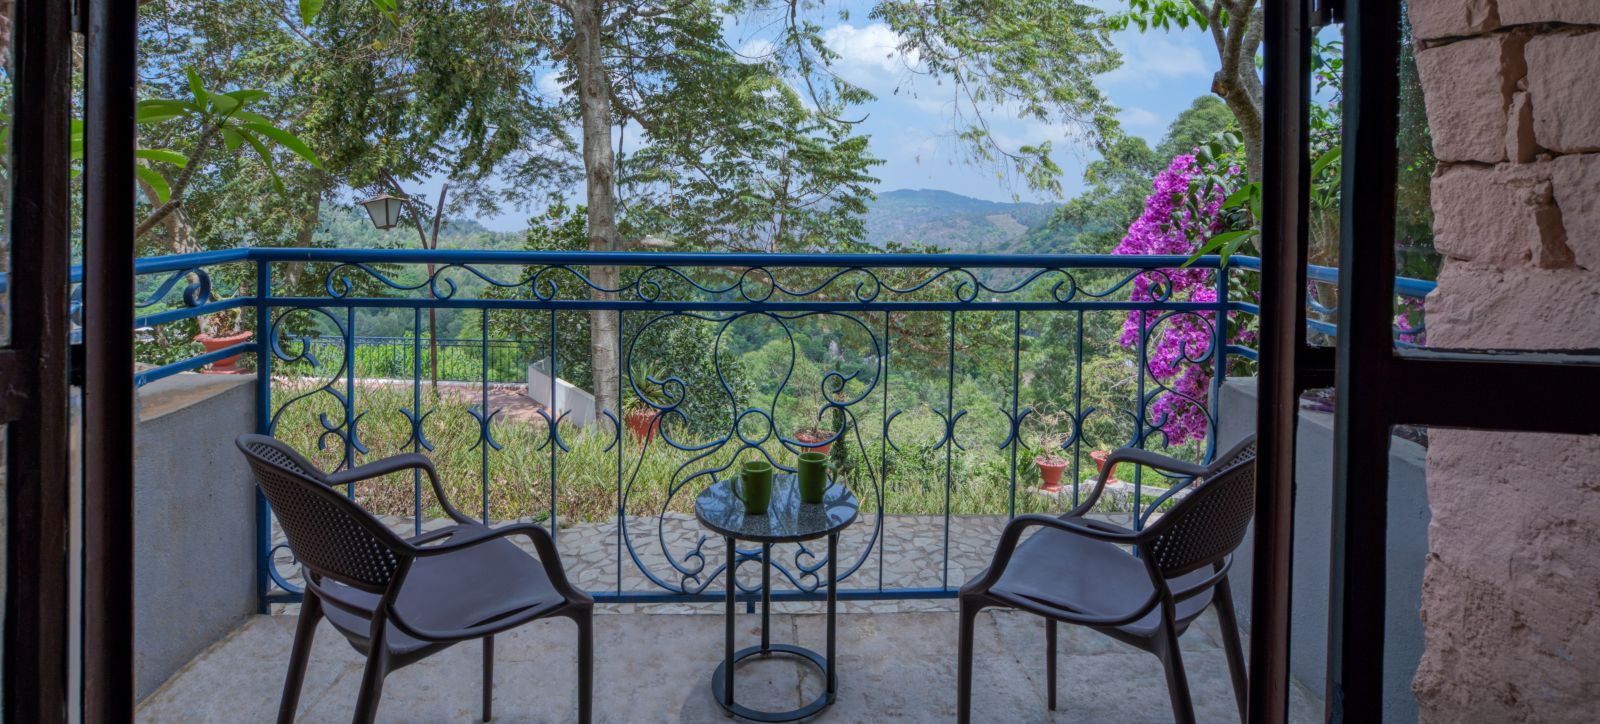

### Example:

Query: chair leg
xmin=277 ymin=591 xmax=323 ymax=724
xmin=482 ymin=635 xmax=494 ymax=722
xmin=1214 ymin=579 xmax=1248 ymax=723
xmin=575 ymin=606 xmax=594 ymax=724
xmin=352 ymin=619 xmax=390 ymax=724
xmin=957 ymin=599 xmax=983 ymax=724
xmin=1156 ymin=617 xmax=1197 ymax=724
xmin=1046 ymin=618 xmax=1057 ymax=711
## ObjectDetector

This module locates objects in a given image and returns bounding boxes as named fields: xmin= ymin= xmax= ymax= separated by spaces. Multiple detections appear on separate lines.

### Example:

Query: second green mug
xmin=797 ymin=451 xmax=829 ymax=504
xmin=735 ymin=459 xmax=773 ymax=514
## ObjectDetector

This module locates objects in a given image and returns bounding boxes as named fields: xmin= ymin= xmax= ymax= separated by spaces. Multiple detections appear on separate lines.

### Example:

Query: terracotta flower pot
xmin=795 ymin=429 xmax=833 ymax=455
xmin=1090 ymin=449 xmax=1111 ymax=474
xmin=193 ymin=330 xmax=253 ymax=374
xmin=1035 ymin=455 xmax=1069 ymax=493
xmin=625 ymin=408 xmax=661 ymax=444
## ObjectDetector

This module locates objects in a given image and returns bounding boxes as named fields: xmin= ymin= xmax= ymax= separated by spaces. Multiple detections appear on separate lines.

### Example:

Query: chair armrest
xmin=1065 ymin=447 xmax=1208 ymax=518
xmin=324 ymin=453 xmax=474 ymax=525
xmin=964 ymin=514 xmax=1139 ymax=595
xmin=407 ymin=522 xmax=589 ymax=606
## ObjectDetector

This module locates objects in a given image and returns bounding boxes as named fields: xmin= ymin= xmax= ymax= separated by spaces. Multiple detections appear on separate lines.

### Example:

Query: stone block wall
xmin=1409 ymin=2 xmax=1600 ymax=720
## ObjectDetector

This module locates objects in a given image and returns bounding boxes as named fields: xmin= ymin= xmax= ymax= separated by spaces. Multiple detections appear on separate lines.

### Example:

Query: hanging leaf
xmin=238 ymin=130 xmax=289 ymax=196
xmin=221 ymin=110 xmax=274 ymax=126
xmin=208 ymin=93 xmax=241 ymax=116
xmin=241 ymin=122 xmax=322 ymax=169
xmin=134 ymin=165 xmax=172 ymax=204
xmin=221 ymin=89 xmax=269 ymax=106
xmin=1312 ymin=145 xmax=1342 ymax=176
xmin=185 ymin=68 xmax=209 ymax=109
xmin=135 ymin=148 xmax=189 ymax=168
xmin=298 ymin=0 xmax=324 ymax=25
xmin=1222 ymin=182 xmax=1257 ymax=211
xmin=137 ymin=99 xmax=192 ymax=124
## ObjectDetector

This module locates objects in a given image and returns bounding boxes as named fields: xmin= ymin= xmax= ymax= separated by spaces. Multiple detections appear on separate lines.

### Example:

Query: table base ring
xmin=711 ymin=643 xmax=836 ymax=722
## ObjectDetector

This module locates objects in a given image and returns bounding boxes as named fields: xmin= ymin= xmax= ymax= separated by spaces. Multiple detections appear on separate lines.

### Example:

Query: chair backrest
xmin=236 ymin=434 xmax=409 ymax=592
xmin=1143 ymin=435 xmax=1258 ymax=578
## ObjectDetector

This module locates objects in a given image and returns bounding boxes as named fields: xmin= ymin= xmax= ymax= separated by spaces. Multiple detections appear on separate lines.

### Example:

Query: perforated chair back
xmin=1143 ymin=436 xmax=1257 ymax=578
xmin=237 ymin=434 xmax=409 ymax=592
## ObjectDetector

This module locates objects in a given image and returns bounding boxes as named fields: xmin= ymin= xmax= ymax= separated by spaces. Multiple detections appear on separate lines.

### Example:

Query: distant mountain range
xmin=320 ymin=188 xmax=1086 ymax=256
xmin=862 ymin=189 xmax=1062 ymax=252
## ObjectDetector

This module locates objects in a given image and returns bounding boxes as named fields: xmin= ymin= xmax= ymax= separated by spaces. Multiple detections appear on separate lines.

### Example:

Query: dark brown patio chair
xmin=236 ymin=434 xmax=593 ymax=724
xmin=957 ymin=436 xmax=1256 ymax=724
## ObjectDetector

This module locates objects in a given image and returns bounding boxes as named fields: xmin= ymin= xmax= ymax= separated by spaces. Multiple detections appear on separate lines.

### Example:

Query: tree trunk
xmin=572 ymin=0 xmax=621 ymax=424
xmin=1204 ymin=3 xmax=1266 ymax=181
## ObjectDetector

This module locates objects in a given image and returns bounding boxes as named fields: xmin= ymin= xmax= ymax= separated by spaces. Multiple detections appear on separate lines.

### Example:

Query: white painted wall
xmin=527 ymin=360 xmax=596 ymax=427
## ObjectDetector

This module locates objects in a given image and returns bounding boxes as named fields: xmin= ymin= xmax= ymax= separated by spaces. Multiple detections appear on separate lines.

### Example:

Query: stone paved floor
xmin=272 ymin=513 xmax=1155 ymax=615
xmin=139 ymin=608 xmax=1323 ymax=723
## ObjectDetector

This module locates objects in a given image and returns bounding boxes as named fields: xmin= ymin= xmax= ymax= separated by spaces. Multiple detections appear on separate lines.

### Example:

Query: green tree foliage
xmin=620 ymin=69 xmax=880 ymax=253
xmin=1155 ymin=95 xmax=1235 ymax=160
xmin=138 ymin=0 xmax=579 ymax=256
xmin=871 ymin=0 xmax=1122 ymax=195
xmin=1033 ymin=95 xmax=1236 ymax=254
xmin=1108 ymin=0 xmax=1264 ymax=179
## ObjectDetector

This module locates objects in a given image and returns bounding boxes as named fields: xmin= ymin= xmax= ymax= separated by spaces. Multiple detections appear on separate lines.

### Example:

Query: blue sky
xmin=407 ymin=4 xmax=1223 ymax=232
xmin=787 ymin=10 xmax=1221 ymax=203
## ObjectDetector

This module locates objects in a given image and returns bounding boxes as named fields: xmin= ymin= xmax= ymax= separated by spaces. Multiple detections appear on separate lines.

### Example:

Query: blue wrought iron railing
xmin=85 ymin=248 xmax=1433 ymax=609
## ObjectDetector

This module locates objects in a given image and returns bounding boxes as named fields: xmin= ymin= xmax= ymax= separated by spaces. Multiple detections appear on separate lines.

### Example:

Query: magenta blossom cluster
xmin=1395 ymin=297 xmax=1426 ymax=345
xmin=1112 ymin=154 xmax=1241 ymax=446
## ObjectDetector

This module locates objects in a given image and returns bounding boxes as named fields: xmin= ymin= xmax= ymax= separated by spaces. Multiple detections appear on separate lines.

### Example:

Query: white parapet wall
xmin=134 ymin=373 xmax=259 ymax=702
xmin=527 ymin=359 xmax=596 ymax=427
xmin=1218 ymin=377 xmax=1428 ymax=722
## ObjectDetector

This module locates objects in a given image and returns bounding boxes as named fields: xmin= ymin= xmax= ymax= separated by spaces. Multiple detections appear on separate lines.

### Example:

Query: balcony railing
xmin=83 ymin=248 xmax=1432 ymax=609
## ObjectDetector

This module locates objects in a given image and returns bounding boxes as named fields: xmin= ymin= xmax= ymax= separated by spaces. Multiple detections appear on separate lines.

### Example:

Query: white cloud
xmin=823 ymin=23 xmax=918 ymax=89
xmin=736 ymin=38 xmax=776 ymax=62
xmin=536 ymin=72 xmax=569 ymax=98
xmin=1099 ymin=32 xmax=1214 ymax=85
xmin=1117 ymin=106 xmax=1166 ymax=135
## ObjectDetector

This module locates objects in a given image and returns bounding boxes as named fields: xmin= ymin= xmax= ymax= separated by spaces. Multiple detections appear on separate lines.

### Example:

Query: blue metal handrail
xmin=90 ymin=247 xmax=1436 ymax=611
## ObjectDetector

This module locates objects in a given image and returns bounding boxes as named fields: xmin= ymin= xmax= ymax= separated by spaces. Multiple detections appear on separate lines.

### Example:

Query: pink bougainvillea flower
xmin=1113 ymin=154 xmax=1246 ymax=446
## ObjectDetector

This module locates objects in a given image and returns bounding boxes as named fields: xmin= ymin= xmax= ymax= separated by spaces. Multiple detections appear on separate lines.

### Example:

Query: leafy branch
xmin=133 ymin=69 xmax=322 ymax=238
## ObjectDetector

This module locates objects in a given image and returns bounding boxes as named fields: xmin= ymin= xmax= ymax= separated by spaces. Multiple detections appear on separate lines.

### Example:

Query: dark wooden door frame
xmin=2 ymin=0 xmax=75 ymax=721
xmin=1250 ymin=0 xmax=1321 ymax=721
xmin=1331 ymin=1 xmax=1600 ymax=721
xmin=81 ymin=0 xmax=140 ymax=719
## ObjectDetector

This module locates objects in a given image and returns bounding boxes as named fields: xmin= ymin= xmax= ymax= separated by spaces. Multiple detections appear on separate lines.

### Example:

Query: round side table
xmin=694 ymin=474 xmax=858 ymax=722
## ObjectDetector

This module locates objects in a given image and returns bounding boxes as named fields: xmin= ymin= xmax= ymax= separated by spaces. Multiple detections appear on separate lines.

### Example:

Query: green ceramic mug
xmin=735 ymin=459 xmax=773 ymax=514
xmin=796 ymin=451 xmax=829 ymax=504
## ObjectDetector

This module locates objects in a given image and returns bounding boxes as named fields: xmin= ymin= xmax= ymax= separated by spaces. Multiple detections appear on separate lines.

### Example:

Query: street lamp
xmin=358 ymin=193 xmax=409 ymax=230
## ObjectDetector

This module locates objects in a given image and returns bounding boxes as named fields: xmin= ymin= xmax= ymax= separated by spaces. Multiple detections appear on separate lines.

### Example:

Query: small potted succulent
xmin=624 ymin=363 xmax=667 ymax=444
xmin=193 ymin=286 xmax=252 ymax=374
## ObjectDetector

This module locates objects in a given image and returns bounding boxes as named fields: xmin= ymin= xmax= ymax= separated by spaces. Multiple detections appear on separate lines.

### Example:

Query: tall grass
xmin=270 ymin=381 xmax=1195 ymax=524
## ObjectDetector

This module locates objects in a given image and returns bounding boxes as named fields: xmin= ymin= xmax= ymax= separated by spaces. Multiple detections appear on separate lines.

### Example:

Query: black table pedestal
xmin=712 ymin=533 xmax=839 ymax=722
xmin=696 ymin=477 xmax=854 ymax=722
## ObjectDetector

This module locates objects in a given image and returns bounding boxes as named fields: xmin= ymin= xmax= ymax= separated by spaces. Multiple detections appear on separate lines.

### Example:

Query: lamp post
xmin=358 ymin=193 xmax=409 ymax=230
xmin=360 ymin=182 xmax=447 ymax=390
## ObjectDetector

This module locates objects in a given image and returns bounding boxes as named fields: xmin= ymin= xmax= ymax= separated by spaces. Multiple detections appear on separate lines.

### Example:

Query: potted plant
xmin=193 ymin=284 xmax=251 ymax=374
xmin=794 ymin=388 xmax=841 ymax=454
xmin=624 ymin=362 xmax=668 ymax=444
xmin=794 ymin=424 xmax=834 ymax=454
xmin=1090 ymin=449 xmax=1111 ymax=476
xmin=1034 ymin=430 xmax=1071 ymax=494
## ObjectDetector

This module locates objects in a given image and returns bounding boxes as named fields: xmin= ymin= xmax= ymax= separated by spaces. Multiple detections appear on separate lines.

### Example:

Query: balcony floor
xmin=137 ymin=604 xmax=1321 ymax=723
